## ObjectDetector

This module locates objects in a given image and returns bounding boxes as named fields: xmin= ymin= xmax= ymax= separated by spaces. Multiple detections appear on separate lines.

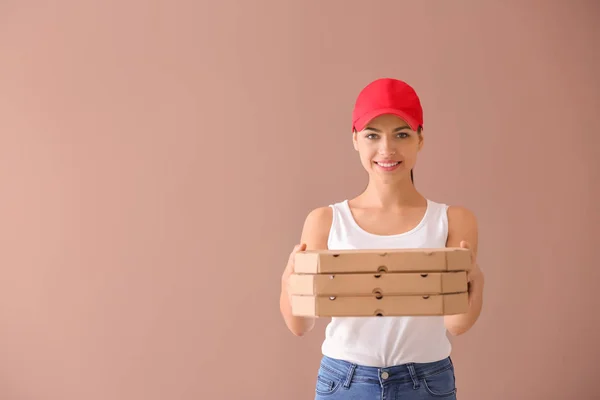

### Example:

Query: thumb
xmin=288 ymin=243 xmax=307 ymax=264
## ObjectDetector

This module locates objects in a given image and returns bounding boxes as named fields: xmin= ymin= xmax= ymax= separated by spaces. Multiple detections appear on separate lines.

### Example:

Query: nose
xmin=378 ymin=137 xmax=396 ymax=155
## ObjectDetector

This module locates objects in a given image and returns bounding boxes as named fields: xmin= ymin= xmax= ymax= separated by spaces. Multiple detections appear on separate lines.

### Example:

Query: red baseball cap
xmin=352 ymin=78 xmax=423 ymax=132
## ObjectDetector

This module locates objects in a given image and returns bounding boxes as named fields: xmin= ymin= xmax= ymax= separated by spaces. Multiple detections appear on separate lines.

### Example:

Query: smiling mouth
xmin=374 ymin=161 xmax=401 ymax=167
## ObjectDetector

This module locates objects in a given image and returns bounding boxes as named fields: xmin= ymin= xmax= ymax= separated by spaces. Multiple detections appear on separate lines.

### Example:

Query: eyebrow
xmin=363 ymin=126 xmax=411 ymax=133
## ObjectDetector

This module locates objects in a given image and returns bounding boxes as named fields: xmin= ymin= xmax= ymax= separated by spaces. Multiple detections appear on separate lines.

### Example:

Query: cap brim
xmin=353 ymin=108 xmax=420 ymax=132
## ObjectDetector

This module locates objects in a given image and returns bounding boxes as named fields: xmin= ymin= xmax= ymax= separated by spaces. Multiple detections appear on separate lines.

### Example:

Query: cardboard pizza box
xmin=288 ymin=271 xmax=467 ymax=296
xmin=290 ymin=292 xmax=468 ymax=317
xmin=294 ymin=247 xmax=471 ymax=274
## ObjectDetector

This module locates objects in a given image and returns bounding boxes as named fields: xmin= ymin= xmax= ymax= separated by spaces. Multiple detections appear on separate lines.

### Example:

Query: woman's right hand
xmin=280 ymin=206 xmax=330 ymax=336
xmin=281 ymin=243 xmax=307 ymax=297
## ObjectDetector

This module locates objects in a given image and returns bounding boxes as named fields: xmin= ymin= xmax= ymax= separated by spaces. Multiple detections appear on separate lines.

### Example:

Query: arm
xmin=279 ymin=206 xmax=333 ymax=337
xmin=444 ymin=206 xmax=485 ymax=336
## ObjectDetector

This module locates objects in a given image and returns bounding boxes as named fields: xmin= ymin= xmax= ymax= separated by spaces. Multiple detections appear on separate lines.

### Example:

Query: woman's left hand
xmin=460 ymin=240 xmax=484 ymax=301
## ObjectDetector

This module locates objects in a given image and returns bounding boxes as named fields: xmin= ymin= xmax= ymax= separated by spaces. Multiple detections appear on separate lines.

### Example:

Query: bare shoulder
xmin=300 ymin=206 xmax=333 ymax=250
xmin=447 ymin=205 xmax=478 ymax=228
xmin=446 ymin=205 xmax=478 ymax=250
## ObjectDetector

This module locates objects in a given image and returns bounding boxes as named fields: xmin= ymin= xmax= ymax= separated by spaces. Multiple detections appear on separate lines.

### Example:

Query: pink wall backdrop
xmin=1 ymin=1 xmax=598 ymax=399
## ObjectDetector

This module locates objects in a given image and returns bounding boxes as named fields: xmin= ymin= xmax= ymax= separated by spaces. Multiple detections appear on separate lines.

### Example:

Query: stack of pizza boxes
xmin=289 ymin=248 xmax=471 ymax=317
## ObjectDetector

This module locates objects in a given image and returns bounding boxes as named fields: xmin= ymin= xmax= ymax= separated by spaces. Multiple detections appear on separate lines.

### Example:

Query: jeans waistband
xmin=319 ymin=355 xmax=453 ymax=385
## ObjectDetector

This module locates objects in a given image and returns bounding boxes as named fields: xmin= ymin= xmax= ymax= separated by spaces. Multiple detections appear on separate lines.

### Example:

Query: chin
xmin=370 ymin=172 xmax=399 ymax=183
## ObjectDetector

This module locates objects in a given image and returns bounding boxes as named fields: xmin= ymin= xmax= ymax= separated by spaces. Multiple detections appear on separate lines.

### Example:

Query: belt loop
xmin=407 ymin=363 xmax=420 ymax=390
xmin=343 ymin=363 xmax=356 ymax=388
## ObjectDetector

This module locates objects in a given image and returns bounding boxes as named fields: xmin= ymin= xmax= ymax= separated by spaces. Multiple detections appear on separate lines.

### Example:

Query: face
xmin=352 ymin=114 xmax=423 ymax=183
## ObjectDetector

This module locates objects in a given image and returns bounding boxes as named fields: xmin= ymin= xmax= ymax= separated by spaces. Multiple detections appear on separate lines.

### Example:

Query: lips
xmin=373 ymin=160 xmax=402 ymax=172
xmin=374 ymin=161 xmax=401 ymax=167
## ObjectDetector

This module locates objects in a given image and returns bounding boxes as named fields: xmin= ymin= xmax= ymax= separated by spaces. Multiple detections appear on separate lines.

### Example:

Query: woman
xmin=279 ymin=77 xmax=484 ymax=399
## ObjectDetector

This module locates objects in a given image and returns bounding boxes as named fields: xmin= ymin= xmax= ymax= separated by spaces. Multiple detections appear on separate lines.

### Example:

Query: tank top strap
xmin=329 ymin=200 xmax=354 ymax=224
xmin=424 ymin=199 xmax=449 ymax=220
xmin=327 ymin=201 xmax=356 ymax=250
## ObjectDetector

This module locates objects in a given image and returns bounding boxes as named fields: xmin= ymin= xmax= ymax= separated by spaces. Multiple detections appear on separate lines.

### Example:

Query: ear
xmin=352 ymin=130 xmax=359 ymax=151
xmin=417 ymin=129 xmax=424 ymax=151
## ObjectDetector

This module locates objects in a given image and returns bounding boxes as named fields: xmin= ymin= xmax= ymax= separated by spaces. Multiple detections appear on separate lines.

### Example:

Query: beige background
xmin=1 ymin=1 xmax=599 ymax=399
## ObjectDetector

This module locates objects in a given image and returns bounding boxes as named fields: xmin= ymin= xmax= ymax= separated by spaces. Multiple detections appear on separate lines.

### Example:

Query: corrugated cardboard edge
xmin=294 ymin=252 xmax=321 ymax=274
xmin=290 ymin=295 xmax=316 ymax=317
xmin=287 ymin=273 xmax=316 ymax=295
xmin=294 ymin=247 xmax=471 ymax=274
xmin=291 ymin=292 xmax=470 ymax=317
xmin=446 ymin=248 xmax=472 ymax=271
xmin=289 ymin=272 xmax=468 ymax=296
xmin=443 ymin=292 xmax=469 ymax=315
xmin=441 ymin=271 xmax=468 ymax=293
xmin=298 ymin=247 xmax=465 ymax=255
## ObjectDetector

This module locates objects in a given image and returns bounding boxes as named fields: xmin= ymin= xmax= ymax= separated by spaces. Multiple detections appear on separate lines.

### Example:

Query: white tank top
xmin=321 ymin=198 xmax=452 ymax=367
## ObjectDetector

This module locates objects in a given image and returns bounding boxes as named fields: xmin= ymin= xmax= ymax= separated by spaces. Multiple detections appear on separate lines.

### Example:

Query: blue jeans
xmin=314 ymin=355 xmax=458 ymax=399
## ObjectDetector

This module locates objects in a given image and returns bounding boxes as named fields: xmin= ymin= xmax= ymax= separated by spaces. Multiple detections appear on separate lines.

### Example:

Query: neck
xmin=358 ymin=176 xmax=425 ymax=209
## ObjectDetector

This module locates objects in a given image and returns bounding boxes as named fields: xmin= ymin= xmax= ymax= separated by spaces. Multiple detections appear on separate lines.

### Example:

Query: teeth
xmin=377 ymin=162 xmax=399 ymax=167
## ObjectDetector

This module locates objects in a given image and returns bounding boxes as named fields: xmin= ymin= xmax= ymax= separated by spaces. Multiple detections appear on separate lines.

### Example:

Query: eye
xmin=397 ymin=132 xmax=409 ymax=138
xmin=366 ymin=133 xmax=379 ymax=140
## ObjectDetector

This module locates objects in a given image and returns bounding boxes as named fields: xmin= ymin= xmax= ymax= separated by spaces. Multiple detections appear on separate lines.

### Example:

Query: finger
xmin=293 ymin=243 xmax=306 ymax=251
